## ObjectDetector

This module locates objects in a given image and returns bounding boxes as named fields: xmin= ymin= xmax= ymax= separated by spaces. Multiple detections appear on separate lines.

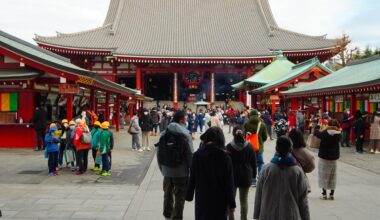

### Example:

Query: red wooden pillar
xmin=115 ymin=95 xmax=120 ymax=132
xmin=210 ymin=72 xmax=215 ymax=109
xmin=105 ymin=93 xmax=110 ymax=122
xmin=321 ymin=96 xmax=326 ymax=113
xmin=173 ymin=72 xmax=178 ymax=109
xmin=351 ymin=94 xmax=356 ymax=113
xmin=136 ymin=65 xmax=141 ymax=91
xmin=129 ymin=101 xmax=134 ymax=118
xmin=291 ymin=98 xmax=298 ymax=111
xmin=66 ymin=94 xmax=73 ymax=120
xmin=90 ymin=89 xmax=95 ymax=112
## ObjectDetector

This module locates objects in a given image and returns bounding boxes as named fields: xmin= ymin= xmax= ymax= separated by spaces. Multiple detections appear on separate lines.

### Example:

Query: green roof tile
xmin=282 ymin=55 xmax=380 ymax=96
xmin=254 ymin=57 xmax=332 ymax=93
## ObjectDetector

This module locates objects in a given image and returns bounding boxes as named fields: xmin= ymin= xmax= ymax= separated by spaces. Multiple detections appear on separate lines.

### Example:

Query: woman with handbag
xmin=129 ymin=111 xmax=142 ymax=152
xmin=289 ymin=128 xmax=315 ymax=193
xmin=73 ymin=119 xmax=91 ymax=175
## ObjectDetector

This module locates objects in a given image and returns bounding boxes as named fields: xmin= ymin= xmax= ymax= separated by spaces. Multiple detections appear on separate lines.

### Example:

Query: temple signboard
xmin=59 ymin=84 xmax=79 ymax=94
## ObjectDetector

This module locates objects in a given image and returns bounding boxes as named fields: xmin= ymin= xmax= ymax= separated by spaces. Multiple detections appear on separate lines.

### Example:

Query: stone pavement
xmin=0 ymin=127 xmax=380 ymax=219
xmin=126 ymin=128 xmax=380 ymax=220
xmin=0 ymin=129 xmax=159 ymax=219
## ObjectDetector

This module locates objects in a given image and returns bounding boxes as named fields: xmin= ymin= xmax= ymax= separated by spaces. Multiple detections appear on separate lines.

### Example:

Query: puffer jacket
xmin=45 ymin=127 xmax=60 ymax=153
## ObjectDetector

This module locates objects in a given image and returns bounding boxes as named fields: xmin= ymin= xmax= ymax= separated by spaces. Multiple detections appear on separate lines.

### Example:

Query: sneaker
xmin=90 ymin=166 xmax=99 ymax=171
xmin=146 ymin=147 xmax=151 ymax=151
xmin=95 ymin=170 xmax=102 ymax=175
xmin=71 ymin=167 xmax=76 ymax=172
xmin=132 ymin=148 xmax=137 ymax=151
xmin=101 ymin=172 xmax=111 ymax=177
xmin=75 ymin=171 xmax=83 ymax=175
xmin=376 ymin=150 xmax=380 ymax=154
xmin=329 ymin=195 xmax=335 ymax=200
xmin=48 ymin=172 xmax=55 ymax=176
xmin=58 ymin=165 xmax=62 ymax=170
xmin=370 ymin=149 xmax=374 ymax=153
xmin=54 ymin=170 xmax=58 ymax=176
xmin=137 ymin=149 xmax=143 ymax=152
xmin=320 ymin=194 xmax=328 ymax=200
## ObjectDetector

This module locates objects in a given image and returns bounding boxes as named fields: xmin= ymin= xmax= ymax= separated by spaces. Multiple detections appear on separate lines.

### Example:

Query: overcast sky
xmin=0 ymin=0 xmax=379 ymax=50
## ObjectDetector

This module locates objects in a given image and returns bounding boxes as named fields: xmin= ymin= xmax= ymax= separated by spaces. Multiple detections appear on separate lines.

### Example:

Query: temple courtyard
xmin=0 ymin=128 xmax=379 ymax=220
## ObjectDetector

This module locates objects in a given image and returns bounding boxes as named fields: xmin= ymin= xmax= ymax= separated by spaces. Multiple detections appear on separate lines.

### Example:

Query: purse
xmin=81 ymin=130 xmax=92 ymax=144
xmin=128 ymin=119 xmax=139 ymax=134
xmin=246 ymin=122 xmax=261 ymax=152
xmin=64 ymin=149 xmax=75 ymax=163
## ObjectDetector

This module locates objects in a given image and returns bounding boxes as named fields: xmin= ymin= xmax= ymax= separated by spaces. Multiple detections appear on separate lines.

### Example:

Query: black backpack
xmin=155 ymin=130 xmax=188 ymax=168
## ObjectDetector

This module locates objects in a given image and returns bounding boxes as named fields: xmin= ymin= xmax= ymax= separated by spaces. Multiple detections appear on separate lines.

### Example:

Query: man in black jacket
xmin=31 ymin=106 xmax=47 ymax=151
xmin=353 ymin=111 xmax=368 ymax=153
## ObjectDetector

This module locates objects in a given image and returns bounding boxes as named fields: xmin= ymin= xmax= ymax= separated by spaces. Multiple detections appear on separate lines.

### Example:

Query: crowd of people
xmin=31 ymin=103 xmax=380 ymax=220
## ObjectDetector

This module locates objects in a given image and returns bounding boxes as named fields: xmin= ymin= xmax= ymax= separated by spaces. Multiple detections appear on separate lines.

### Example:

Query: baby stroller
xmin=274 ymin=118 xmax=288 ymax=137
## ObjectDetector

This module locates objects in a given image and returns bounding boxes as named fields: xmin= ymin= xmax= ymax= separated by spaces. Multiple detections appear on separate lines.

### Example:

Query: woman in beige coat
xmin=210 ymin=110 xmax=222 ymax=128
xmin=289 ymin=128 xmax=315 ymax=192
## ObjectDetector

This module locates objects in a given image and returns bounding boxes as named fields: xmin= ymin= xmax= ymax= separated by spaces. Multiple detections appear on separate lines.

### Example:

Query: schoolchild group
xmin=44 ymin=117 xmax=113 ymax=177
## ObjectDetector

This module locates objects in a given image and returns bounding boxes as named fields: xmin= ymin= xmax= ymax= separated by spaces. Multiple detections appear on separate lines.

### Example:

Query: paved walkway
xmin=125 ymin=129 xmax=380 ymax=220
xmin=0 ymin=127 xmax=379 ymax=219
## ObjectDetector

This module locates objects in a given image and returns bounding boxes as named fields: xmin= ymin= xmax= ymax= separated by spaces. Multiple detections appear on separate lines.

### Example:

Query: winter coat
xmin=186 ymin=143 xmax=236 ymax=220
xmin=31 ymin=108 xmax=47 ymax=130
xmin=243 ymin=116 xmax=268 ymax=153
xmin=45 ymin=130 xmax=60 ymax=153
xmin=196 ymin=113 xmax=205 ymax=126
xmin=296 ymin=112 xmax=305 ymax=128
xmin=130 ymin=116 xmax=142 ymax=134
xmin=353 ymin=117 xmax=366 ymax=136
xmin=261 ymin=113 xmax=272 ymax=126
xmin=316 ymin=128 xmax=341 ymax=160
xmin=341 ymin=112 xmax=353 ymax=129
xmin=150 ymin=110 xmax=160 ymax=124
xmin=292 ymin=148 xmax=315 ymax=173
xmin=210 ymin=116 xmax=221 ymax=128
xmin=99 ymin=129 xmax=111 ymax=154
xmin=157 ymin=122 xmax=194 ymax=177
xmin=91 ymin=128 xmax=101 ymax=149
xmin=139 ymin=114 xmax=153 ymax=132
xmin=226 ymin=141 xmax=257 ymax=187
xmin=254 ymin=162 xmax=310 ymax=220
xmin=73 ymin=126 xmax=91 ymax=151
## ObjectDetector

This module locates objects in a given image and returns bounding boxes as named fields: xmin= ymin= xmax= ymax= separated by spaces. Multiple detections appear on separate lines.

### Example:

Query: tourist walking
xmin=254 ymin=136 xmax=310 ymax=220
xmin=226 ymin=126 xmax=256 ymax=220
xmin=129 ymin=111 xmax=142 ymax=151
xmin=340 ymin=108 xmax=354 ymax=147
xmin=139 ymin=109 xmax=152 ymax=151
xmin=316 ymin=119 xmax=341 ymax=200
xmin=369 ymin=110 xmax=380 ymax=154
xmin=353 ymin=111 xmax=367 ymax=153
xmin=31 ymin=106 xmax=48 ymax=151
xmin=186 ymin=127 xmax=236 ymax=220
xmin=73 ymin=119 xmax=91 ymax=175
xmin=243 ymin=109 xmax=268 ymax=185
xmin=210 ymin=110 xmax=222 ymax=128
xmin=261 ymin=110 xmax=273 ymax=140
xmin=156 ymin=110 xmax=194 ymax=220
xmin=45 ymin=123 xmax=60 ymax=176
xmin=289 ymin=128 xmax=315 ymax=193
xmin=196 ymin=110 xmax=205 ymax=133
xmin=90 ymin=121 xmax=102 ymax=171
xmin=99 ymin=121 xmax=111 ymax=176
xmin=296 ymin=109 xmax=305 ymax=134
xmin=160 ymin=111 xmax=170 ymax=132
xmin=150 ymin=107 xmax=160 ymax=136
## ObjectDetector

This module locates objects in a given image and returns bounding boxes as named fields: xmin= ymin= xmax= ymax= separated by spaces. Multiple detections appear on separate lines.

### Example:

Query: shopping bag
xmin=64 ymin=149 xmax=75 ymax=163
xmin=95 ymin=152 xmax=103 ymax=165
xmin=246 ymin=122 xmax=261 ymax=152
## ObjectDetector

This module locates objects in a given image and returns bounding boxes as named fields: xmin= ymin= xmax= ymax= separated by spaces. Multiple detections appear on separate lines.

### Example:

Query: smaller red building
xmin=0 ymin=31 xmax=146 ymax=148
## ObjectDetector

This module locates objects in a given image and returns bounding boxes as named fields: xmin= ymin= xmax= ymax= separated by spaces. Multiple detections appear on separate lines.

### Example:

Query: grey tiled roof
xmin=35 ymin=0 xmax=338 ymax=58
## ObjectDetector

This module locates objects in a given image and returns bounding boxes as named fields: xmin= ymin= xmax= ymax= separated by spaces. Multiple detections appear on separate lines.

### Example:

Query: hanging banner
xmin=335 ymin=95 xmax=344 ymax=103
xmin=0 ymin=93 xmax=18 ymax=112
xmin=59 ymin=84 xmax=79 ymax=94
xmin=369 ymin=93 xmax=380 ymax=103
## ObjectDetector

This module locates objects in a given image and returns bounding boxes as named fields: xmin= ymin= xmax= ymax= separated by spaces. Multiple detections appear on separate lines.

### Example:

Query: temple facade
xmin=35 ymin=0 xmax=340 ymax=108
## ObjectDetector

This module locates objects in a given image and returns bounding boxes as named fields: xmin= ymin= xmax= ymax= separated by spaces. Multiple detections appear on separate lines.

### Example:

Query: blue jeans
xmin=102 ymin=152 xmax=110 ymax=172
xmin=252 ymin=152 xmax=264 ymax=184
xmin=48 ymin=151 xmax=58 ymax=173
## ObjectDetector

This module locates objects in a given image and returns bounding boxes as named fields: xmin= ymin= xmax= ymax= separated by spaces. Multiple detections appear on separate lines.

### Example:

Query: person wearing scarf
xmin=226 ymin=126 xmax=257 ymax=220
xmin=254 ymin=136 xmax=310 ymax=220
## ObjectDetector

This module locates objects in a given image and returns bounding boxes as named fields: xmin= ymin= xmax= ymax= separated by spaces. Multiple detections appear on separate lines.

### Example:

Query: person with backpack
xmin=243 ymin=109 xmax=268 ymax=186
xmin=90 ymin=121 xmax=102 ymax=172
xmin=156 ymin=110 xmax=194 ymax=220
xmin=226 ymin=126 xmax=256 ymax=220
xmin=45 ymin=123 xmax=60 ymax=176
xmin=98 ymin=121 xmax=112 ymax=176
xmin=73 ymin=119 xmax=91 ymax=175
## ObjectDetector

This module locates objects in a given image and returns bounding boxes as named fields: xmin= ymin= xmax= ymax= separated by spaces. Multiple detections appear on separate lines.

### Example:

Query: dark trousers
xmin=198 ymin=123 xmax=204 ymax=132
xmin=152 ymin=124 xmax=159 ymax=133
xmin=58 ymin=141 xmax=66 ymax=166
xmin=342 ymin=128 xmax=351 ymax=146
xmin=92 ymin=148 xmax=100 ymax=167
xmin=36 ymin=129 xmax=45 ymax=149
xmin=76 ymin=149 xmax=89 ymax=173
xmin=356 ymin=136 xmax=364 ymax=152
xmin=102 ymin=151 xmax=110 ymax=172
xmin=48 ymin=151 xmax=58 ymax=173
xmin=109 ymin=151 xmax=112 ymax=170
xmin=163 ymin=177 xmax=188 ymax=220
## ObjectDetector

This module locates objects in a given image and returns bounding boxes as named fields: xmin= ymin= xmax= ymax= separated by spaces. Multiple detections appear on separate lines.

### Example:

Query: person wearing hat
xmin=90 ymin=121 xmax=102 ymax=171
xmin=73 ymin=119 xmax=91 ymax=175
xmin=45 ymin=123 xmax=60 ymax=176
xmin=68 ymin=120 xmax=77 ymax=171
xmin=99 ymin=121 xmax=111 ymax=176
xmin=254 ymin=136 xmax=310 ymax=220
xmin=243 ymin=109 xmax=268 ymax=186
xmin=58 ymin=119 xmax=69 ymax=169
